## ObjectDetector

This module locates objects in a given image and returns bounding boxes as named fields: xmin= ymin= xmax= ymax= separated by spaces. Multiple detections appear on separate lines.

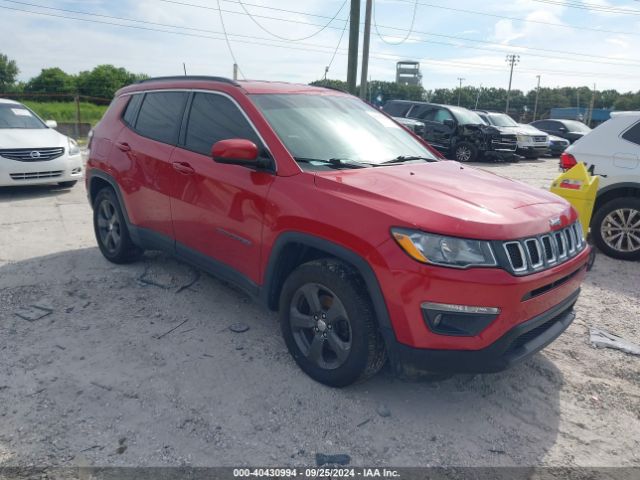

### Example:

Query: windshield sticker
xmin=11 ymin=108 xmax=33 ymax=117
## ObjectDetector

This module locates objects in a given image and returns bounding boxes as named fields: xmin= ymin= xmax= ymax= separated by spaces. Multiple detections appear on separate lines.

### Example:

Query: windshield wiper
xmin=378 ymin=155 xmax=438 ymax=165
xmin=294 ymin=157 xmax=368 ymax=169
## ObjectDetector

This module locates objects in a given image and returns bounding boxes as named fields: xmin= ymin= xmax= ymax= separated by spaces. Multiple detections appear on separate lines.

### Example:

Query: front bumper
xmin=389 ymin=289 xmax=578 ymax=374
xmin=517 ymin=145 xmax=549 ymax=157
xmin=0 ymin=154 xmax=83 ymax=186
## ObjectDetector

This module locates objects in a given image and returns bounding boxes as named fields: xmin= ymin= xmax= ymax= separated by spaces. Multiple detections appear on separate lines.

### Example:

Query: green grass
xmin=22 ymin=101 xmax=108 ymax=126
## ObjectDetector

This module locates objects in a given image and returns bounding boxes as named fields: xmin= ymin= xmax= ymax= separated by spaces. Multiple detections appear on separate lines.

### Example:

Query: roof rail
xmin=136 ymin=76 xmax=239 ymax=86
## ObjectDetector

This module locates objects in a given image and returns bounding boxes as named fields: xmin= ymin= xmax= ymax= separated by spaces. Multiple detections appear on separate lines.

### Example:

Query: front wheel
xmin=279 ymin=259 xmax=386 ymax=387
xmin=591 ymin=197 xmax=640 ymax=260
xmin=454 ymin=142 xmax=478 ymax=162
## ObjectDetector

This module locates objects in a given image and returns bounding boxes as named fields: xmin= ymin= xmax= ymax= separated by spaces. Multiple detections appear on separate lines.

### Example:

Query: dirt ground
xmin=0 ymin=157 xmax=638 ymax=468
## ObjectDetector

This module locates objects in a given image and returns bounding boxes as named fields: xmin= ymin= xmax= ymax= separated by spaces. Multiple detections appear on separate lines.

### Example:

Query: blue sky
xmin=2 ymin=0 xmax=640 ymax=93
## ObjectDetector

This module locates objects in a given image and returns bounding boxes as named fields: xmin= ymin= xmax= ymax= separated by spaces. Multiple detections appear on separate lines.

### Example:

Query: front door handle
xmin=172 ymin=161 xmax=195 ymax=175
xmin=115 ymin=142 xmax=131 ymax=152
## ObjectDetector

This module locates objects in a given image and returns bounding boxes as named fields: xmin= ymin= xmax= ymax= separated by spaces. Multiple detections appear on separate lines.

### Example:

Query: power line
xmin=373 ymin=0 xmax=418 ymax=45
xmin=324 ymin=8 xmax=350 ymax=79
xmin=237 ymin=0 xmax=347 ymax=42
xmin=216 ymin=0 xmax=245 ymax=79
xmin=532 ymin=0 xmax=640 ymax=15
xmin=3 ymin=3 xmax=640 ymax=81
xmin=150 ymin=0 xmax=640 ymax=68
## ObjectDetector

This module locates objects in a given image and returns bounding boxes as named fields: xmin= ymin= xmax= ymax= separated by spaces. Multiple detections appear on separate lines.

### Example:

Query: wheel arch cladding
xmin=262 ymin=232 xmax=396 ymax=340
xmin=593 ymin=183 xmax=640 ymax=221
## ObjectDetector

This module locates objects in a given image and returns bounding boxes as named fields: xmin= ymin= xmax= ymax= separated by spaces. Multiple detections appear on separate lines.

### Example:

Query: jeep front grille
xmin=0 ymin=147 xmax=65 ymax=162
xmin=502 ymin=222 xmax=585 ymax=275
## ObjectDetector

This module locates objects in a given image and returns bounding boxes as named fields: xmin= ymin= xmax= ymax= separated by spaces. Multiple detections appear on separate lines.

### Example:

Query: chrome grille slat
xmin=0 ymin=147 xmax=65 ymax=162
xmin=502 ymin=222 xmax=586 ymax=275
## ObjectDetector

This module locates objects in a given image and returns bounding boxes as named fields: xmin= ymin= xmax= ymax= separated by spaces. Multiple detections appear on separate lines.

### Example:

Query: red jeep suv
xmin=86 ymin=76 xmax=591 ymax=387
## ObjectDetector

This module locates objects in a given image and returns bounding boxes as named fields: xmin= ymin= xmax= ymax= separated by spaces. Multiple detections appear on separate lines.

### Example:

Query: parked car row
xmin=383 ymin=100 xmax=588 ymax=161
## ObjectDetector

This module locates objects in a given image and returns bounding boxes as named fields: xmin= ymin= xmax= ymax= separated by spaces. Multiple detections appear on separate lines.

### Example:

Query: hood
xmin=0 ymin=128 xmax=67 ymax=149
xmin=549 ymin=134 xmax=569 ymax=143
xmin=314 ymin=161 xmax=575 ymax=240
xmin=393 ymin=117 xmax=424 ymax=127
xmin=496 ymin=124 xmax=548 ymax=136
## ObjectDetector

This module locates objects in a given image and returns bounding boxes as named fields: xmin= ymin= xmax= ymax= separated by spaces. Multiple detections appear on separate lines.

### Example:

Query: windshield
xmin=562 ymin=120 xmax=591 ymax=133
xmin=250 ymin=94 xmax=437 ymax=166
xmin=448 ymin=106 xmax=484 ymax=126
xmin=486 ymin=113 xmax=518 ymax=127
xmin=0 ymin=103 xmax=46 ymax=129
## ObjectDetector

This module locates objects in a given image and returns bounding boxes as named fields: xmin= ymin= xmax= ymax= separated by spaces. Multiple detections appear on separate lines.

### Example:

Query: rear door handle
xmin=172 ymin=161 xmax=195 ymax=175
xmin=115 ymin=142 xmax=131 ymax=152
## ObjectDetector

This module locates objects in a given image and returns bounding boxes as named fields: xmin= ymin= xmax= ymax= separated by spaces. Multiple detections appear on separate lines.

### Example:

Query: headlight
xmin=68 ymin=137 xmax=80 ymax=156
xmin=516 ymin=135 xmax=531 ymax=143
xmin=391 ymin=228 xmax=497 ymax=268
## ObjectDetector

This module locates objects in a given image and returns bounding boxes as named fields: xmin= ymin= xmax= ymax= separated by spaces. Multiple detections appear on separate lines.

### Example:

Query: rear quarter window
xmin=135 ymin=91 xmax=188 ymax=145
xmin=383 ymin=102 xmax=413 ymax=117
xmin=122 ymin=94 xmax=143 ymax=127
xmin=621 ymin=121 xmax=640 ymax=146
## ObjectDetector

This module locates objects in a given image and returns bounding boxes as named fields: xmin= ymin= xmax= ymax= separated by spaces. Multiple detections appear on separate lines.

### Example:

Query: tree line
xmin=0 ymin=53 xmax=147 ymax=103
xmin=310 ymin=79 xmax=640 ymax=121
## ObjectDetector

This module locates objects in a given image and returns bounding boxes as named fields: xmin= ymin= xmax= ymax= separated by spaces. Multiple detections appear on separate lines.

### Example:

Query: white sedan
xmin=0 ymin=99 xmax=83 ymax=188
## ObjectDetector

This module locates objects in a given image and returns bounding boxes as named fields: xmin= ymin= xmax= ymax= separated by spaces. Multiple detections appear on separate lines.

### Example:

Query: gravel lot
xmin=0 ymin=157 xmax=638 ymax=468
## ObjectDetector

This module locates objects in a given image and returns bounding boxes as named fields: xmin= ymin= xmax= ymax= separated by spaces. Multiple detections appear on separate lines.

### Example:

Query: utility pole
xmin=74 ymin=94 xmax=81 ymax=139
xmin=359 ymin=0 xmax=372 ymax=100
xmin=457 ymin=77 xmax=465 ymax=106
xmin=233 ymin=63 xmax=238 ymax=81
xmin=183 ymin=63 xmax=187 ymax=76
xmin=505 ymin=54 xmax=520 ymax=114
xmin=475 ymin=84 xmax=483 ymax=109
xmin=347 ymin=0 xmax=361 ymax=95
xmin=533 ymin=75 xmax=541 ymax=121
xmin=587 ymin=83 xmax=597 ymax=127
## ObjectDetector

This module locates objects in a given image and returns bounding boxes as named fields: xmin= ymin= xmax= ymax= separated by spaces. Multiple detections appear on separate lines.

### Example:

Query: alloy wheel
xmin=601 ymin=208 xmax=640 ymax=253
xmin=96 ymin=199 xmax=122 ymax=254
xmin=456 ymin=146 xmax=472 ymax=162
xmin=289 ymin=283 xmax=352 ymax=370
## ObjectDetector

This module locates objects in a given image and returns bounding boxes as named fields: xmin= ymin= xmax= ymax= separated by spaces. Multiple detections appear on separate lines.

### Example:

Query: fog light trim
xmin=421 ymin=302 xmax=500 ymax=337
xmin=421 ymin=302 xmax=500 ymax=315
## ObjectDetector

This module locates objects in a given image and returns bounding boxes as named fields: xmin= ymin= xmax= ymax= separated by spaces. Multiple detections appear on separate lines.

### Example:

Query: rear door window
xmin=135 ymin=91 xmax=188 ymax=145
xmin=183 ymin=92 xmax=260 ymax=155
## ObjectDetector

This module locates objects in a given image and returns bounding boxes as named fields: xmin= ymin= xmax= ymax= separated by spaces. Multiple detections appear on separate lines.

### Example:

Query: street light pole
xmin=475 ymin=83 xmax=483 ymax=109
xmin=457 ymin=77 xmax=465 ymax=106
xmin=505 ymin=54 xmax=520 ymax=114
xmin=533 ymin=75 xmax=541 ymax=121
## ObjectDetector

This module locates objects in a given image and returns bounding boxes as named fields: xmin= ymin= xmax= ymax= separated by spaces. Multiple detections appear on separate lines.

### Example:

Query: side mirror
xmin=211 ymin=138 xmax=269 ymax=169
xmin=45 ymin=120 xmax=57 ymax=129
xmin=443 ymin=119 xmax=455 ymax=129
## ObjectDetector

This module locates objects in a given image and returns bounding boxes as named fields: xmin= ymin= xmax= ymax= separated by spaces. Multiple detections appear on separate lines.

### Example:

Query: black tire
xmin=58 ymin=180 xmax=77 ymax=188
xmin=453 ymin=142 xmax=478 ymax=162
xmin=93 ymin=187 xmax=143 ymax=264
xmin=591 ymin=197 xmax=640 ymax=261
xmin=279 ymin=259 xmax=386 ymax=387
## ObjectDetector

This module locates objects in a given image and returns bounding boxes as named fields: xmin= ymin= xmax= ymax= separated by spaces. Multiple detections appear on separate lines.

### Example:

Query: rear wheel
xmin=279 ymin=259 xmax=386 ymax=387
xmin=93 ymin=187 xmax=143 ymax=263
xmin=592 ymin=197 xmax=640 ymax=260
xmin=454 ymin=142 xmax=477 ymax=162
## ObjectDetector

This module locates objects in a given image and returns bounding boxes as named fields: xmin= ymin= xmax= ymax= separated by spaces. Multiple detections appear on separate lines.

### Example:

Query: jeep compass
xmin=86 ymin=77 xmax=590 ymax=387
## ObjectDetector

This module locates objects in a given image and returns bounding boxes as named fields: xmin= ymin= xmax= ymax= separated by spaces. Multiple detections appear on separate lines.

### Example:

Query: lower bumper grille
xmin=10 ymin=171 xmax=63 ymax=180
